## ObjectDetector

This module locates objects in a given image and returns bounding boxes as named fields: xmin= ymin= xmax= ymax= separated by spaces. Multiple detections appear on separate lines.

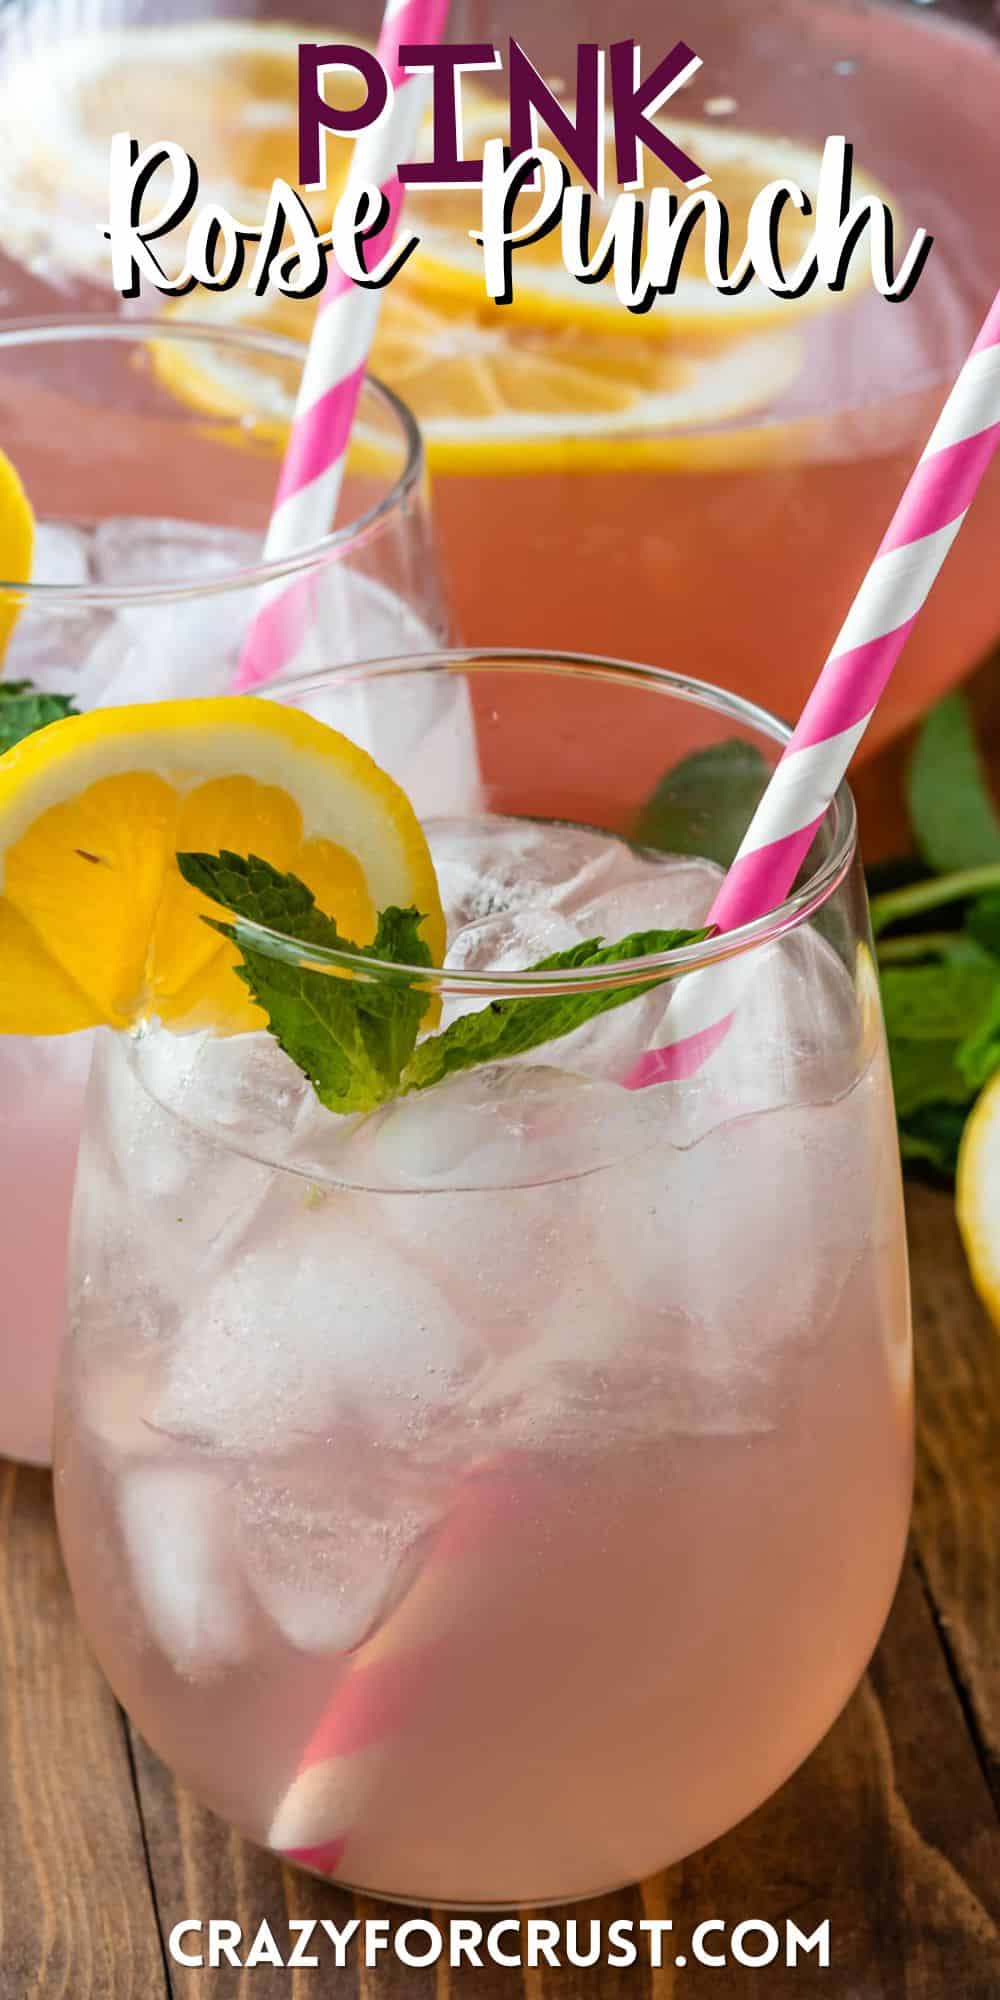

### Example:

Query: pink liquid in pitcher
xmin=2 ymin=1 xmax=998 ymax=747
xmin=431 ymin=0 xmax=1000 ymax=747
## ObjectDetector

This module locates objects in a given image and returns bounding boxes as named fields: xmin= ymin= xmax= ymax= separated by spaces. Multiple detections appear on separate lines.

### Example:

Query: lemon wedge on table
xmin=0 ymin=699 xmax=445 ymax=1037
xmin=956 ymin=1073 xmax=1000 ymax=1332
xmin=0 ymin=447 xmax=35 ymax=662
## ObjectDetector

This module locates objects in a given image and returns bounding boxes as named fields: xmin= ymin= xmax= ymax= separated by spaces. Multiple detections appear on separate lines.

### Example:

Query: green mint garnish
xmin=402 ymin=927 xmax=702 ymax=1092
xmin=866 ymin=690 xmax=1000 ymax=1177
xmin=640 ymin=687 xmax=1000 ymax=1186
xmin=635 ymin=738 xmax=769 ymax=866
xmin=176 ymin=848 xmax=707 ymax=1114
xmin=0 ymin=680 xmax=78 ymax=754
xmin=906 ymin=689 xmax=1000 ymax=874
xmin=177 ymin=851 xmax=432 ymax=1115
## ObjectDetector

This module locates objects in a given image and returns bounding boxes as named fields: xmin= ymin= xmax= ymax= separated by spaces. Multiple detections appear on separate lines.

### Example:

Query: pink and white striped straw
xmin=626 ymin=285 xmax=1000 ymax=1092
xmin=234 ymin=0 xmax=451 ymax=692
xmin=267 ymin=1462 xmax=534 ymax=1878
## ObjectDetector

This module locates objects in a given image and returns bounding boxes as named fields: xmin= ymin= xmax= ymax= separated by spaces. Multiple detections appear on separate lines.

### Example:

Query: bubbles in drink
xmin=236 ymin=1446 xmax=442 ymax=1657
xmin=57 ymin=806 xmax=912 ymax=1898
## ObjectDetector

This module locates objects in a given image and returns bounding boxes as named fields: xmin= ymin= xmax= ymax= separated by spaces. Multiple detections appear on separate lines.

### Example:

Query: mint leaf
xmin=403 ymin=927 xmax=707 ymax=1093
xmin=880 ymin=961 xmax=997 ymax=1043
xmin=898 ymin=1102 xmax=968 ymax=1179
xmin=178 ymin=851 xmax=707 ymax=1108
xmin=176 ymin=851 xmax=432 ymax=1115
xmin=879 ymin=961 xmax=1000 ymax=1120
xmin=957 ymin=986 xmax=1000 ymax=1092
xmin=967 ymin=893 xmax=1000 ymax=962
xmin=0 ymin=680 xmax=78 ymax=754
xmin=888 ymin=1037 xmax=973 ymax=1120
xmin=636 ymin=740 xmax=770 ymax=865
xmin=907 ymin=691 xmax=1000 ymax=873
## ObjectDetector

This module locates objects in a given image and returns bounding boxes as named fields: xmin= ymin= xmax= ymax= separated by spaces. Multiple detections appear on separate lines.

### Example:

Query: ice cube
xmin=579 ymin=1047 xmax=877 ymax=1426
xmin=31 ymin=519 xmax=93 ymax=588
xmin=368 ymin=1061 xmax=647 ymax=1190
xmin=83 ymin=600 xmax=240 ymax=706
xmin=360 ymin=1066 xmax=658 ymax=1374
xmin=445 ymin=906 xmax=584 ymax=976
xmin=532 ymin=985 xmax=675 ymax=1085
xmin=72 ymin=518 xmax=262 ymax=705
xmin=291 ymin=590 xmax=482 ymax=816
xmin=72 ymin=1344 xmax=173 ymax=1461
xmin=423 ymin=825 xmax=723 ymax=1081
xmin=294 ymin=567 xmax=442 ymax=674
xmin=652 ymin=925 xmax=867 ymax=1122
xmin=238 ymin=1457 xmax=438 ymax=1655
xmin=3 ymin=519 xmax=109 ymax=685
xmin=573 ymin=853 xmax=723 ymax=937
xmin=427 ymin=816 xmax=624 ymax=930
xmin=153 ymin=1190 xmax=480 ymax=1454
xmin=81 ymin=1033 xmax=275 ymax=1336
xmin=91 ymin=517 xmax=262 ymax=589
xmin=69 ymin=618 xmax=140 ymax=708
xmin=133 ymin=1028 xmax=312 ymax=1163
xmin=118 ymin=1462 xmax=257 ymax=1677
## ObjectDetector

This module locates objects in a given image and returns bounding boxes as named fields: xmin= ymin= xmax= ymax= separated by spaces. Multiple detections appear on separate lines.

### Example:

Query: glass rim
xmin=0 ymin=315 xmax=424 ymax=604
xmin=235 ymin=650 xmax=859 ymax=996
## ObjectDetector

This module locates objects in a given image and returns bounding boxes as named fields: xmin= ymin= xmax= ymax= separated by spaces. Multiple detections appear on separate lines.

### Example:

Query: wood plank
xmin=131 ymin=1557 xmax=1000 ymax=1999
xmin=907 ymin=1183 xmax=1000 ymax=1805
xmin=5 ymin=1182 xmax=996 ymax=1997
xmin=0 ymin=1465 xmax=167 ymax=2000
xmin=632 ymin=1560 xmax=1000 ymax=1999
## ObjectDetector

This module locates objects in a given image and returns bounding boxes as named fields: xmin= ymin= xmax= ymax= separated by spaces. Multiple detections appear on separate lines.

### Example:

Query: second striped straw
xmin=625 ymin=285 xmax=1000 ymax=1091
xmin=234 ymin=0 xmax=451 ymax=692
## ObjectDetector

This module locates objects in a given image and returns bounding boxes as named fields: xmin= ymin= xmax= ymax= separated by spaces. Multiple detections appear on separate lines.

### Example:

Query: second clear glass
xmin=0 ymin=316 xmax=455 ymax=1465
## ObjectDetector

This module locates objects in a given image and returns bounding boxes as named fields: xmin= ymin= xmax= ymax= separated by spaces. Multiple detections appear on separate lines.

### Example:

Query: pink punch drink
xmin=0 ymin=320 xmax=454 ymax=1464
xmin=54 ymin=655 xmax=913 ymax=1905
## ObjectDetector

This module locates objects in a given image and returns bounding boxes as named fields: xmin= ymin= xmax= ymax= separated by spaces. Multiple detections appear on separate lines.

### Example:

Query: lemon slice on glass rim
xmin=0 ymin=699 xmax=445 ymax=1037
xmin=0 ymin=447 xmax=35 ymax=663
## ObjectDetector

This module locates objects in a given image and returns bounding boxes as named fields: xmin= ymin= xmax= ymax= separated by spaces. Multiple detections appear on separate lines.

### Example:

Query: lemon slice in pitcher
xmin=0 ymin=448 xmax=35 ymax=663
xmin=404 ymin=108 xmax=887 ymax=336
xmin=0 ymin=21 xmax=367 ymax=220
xmin=0 ymin=699 xmax=444 ymax=1036
xmin=0 ymin=17 xmax=492 ymax=283
xmin=155 ymin=284 xmax=804 ymax=474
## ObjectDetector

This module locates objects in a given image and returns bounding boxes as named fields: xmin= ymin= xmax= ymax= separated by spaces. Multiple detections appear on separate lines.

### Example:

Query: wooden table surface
xmin=1 ymin=1183 xmax=998 ymax=1998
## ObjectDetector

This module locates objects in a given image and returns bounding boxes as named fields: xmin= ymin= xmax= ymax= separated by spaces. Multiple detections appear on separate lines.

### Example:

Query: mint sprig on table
xmin=0 ymin=680 xmax=77 ymax=754
xmin=637 ymin=691 xmax=1000 ymax=1182
xmin=869 ymin=690 xmax=1000 ymax=1176
xmin=177 ymin=850 xmax=707 ymax=1115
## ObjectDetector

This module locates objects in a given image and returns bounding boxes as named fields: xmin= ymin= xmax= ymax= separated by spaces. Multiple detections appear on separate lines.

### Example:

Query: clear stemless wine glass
xmin=54 ymin=650 xmax=913 ymax=1908
xmin=0 ymin=316 xmax=452 ymax=1466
